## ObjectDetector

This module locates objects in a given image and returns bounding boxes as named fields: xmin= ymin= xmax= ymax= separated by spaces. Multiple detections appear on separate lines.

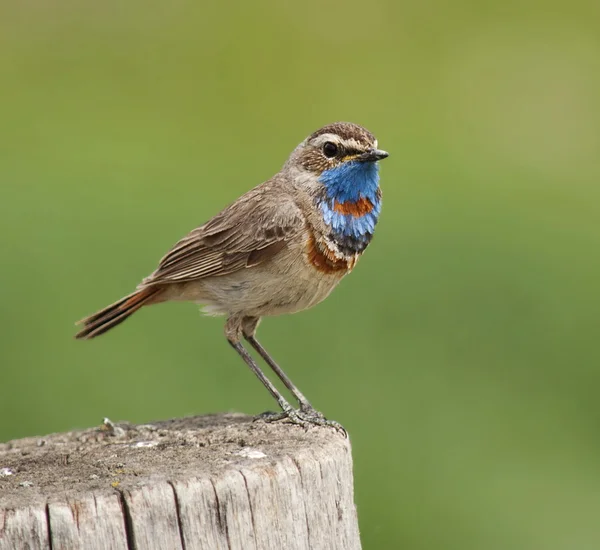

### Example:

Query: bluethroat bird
xmin=75 ymin=122 xmax=388 ymax=428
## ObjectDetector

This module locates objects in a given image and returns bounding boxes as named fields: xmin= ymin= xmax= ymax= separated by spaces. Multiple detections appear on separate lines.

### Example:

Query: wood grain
xmin=0 ymin=414 xmax=360 ymax=550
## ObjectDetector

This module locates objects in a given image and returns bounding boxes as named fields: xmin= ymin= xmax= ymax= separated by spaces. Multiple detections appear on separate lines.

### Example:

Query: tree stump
xmin=0 ymin=414 xmax=360 ymax=550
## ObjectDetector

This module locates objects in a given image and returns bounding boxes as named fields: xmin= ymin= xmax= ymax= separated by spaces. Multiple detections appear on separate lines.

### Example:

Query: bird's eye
xmin=323 ymin=142 xmax=338 ymax=158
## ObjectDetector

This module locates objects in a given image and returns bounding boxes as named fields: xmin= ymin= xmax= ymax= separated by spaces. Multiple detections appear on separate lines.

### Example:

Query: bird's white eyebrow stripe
xmin=310 ymin=134 xmax=341 ymax=146
xmin=341 ymin=138 xmax=367 ymax=151
xmin=310 ymin=135 xmax=371 ymax=151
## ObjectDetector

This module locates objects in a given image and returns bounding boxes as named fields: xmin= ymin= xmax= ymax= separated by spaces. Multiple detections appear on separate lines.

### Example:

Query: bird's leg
xmin=227 ymin=339 xmax=295 ymax=415
xmin=241 ymin=317 xmax=346 ymax=434
xmin=227 ymin=340 xmax=328 ymax=431
xmin=244 ymin=334 xmax=315 ymax=413
xmin=226 ymin=316 xmax=297 ymax=417
xmin=241 ymin=316 xmax=314 ymax=412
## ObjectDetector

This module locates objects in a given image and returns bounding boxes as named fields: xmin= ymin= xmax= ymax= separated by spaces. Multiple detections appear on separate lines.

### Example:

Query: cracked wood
xmin=0 ymin=414 xmax=361 ymax=550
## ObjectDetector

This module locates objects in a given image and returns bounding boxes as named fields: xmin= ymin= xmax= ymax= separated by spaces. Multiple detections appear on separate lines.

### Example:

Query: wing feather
xmin=141 ymin=184 xmax=305 ymax=286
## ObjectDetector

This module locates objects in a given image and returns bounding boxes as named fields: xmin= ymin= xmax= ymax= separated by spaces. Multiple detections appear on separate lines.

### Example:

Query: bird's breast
xmin=305 ymin=231 xmax=358 ymax=275
xmin=318 ymin=190 xmax=381 ymax=256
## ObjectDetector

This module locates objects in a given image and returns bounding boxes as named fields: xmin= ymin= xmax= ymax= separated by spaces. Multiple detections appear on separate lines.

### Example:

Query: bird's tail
xmin=75 ymin=286 xmax=164 ymax=340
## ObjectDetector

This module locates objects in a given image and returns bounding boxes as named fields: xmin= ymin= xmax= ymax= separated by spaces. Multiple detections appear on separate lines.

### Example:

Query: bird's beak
xmin=356 ymin=148 xmax=389 ymax=162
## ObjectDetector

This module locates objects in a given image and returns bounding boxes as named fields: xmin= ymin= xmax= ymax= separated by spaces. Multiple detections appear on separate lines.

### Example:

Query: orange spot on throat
xmin=332 ymin=197 xmax=374 ymax=217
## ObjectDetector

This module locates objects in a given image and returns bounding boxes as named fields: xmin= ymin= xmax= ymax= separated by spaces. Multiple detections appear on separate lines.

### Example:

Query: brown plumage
xmin=141 ymin=185 xmax=304 ymax=285
xmin=75 ymin=122 xmax=388 ymax=429
xmin=306 ymin=233 xmax=354 ymax=274
xmin=76 ymin=287 xmax=164 ymax=339
xmin=75 ymin=181 xmax=306 ymax=338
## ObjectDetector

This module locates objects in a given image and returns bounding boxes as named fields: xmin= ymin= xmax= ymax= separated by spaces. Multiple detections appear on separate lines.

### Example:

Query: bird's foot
xmin=256 ymin=406 xmax=346 ymax=435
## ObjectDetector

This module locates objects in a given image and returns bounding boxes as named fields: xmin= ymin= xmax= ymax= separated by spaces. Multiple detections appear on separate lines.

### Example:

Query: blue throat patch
xmin=318 ymin=161 xmax=381 ymax=250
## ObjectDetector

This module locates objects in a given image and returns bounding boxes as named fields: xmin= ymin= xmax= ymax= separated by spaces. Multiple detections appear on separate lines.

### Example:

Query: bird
xmin=75 ymin=122 xmax=388 ymax=429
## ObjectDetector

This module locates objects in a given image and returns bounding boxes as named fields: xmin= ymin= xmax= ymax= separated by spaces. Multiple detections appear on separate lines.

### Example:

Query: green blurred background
xmin=1 ymin=1 xmax=599 ymax=548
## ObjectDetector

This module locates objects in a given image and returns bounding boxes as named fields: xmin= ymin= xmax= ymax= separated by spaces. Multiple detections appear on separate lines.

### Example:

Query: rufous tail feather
xmin=75 ymin=287 xmax=163 ymax=340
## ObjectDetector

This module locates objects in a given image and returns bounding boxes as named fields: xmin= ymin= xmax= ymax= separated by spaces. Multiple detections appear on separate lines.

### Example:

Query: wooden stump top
xmin=0 ymin=414 xmax=360 ymax=550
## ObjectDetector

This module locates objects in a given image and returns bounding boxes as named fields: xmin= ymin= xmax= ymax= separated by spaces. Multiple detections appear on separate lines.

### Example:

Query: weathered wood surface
xmin=0 ymin=414 xmax=360 ymax=550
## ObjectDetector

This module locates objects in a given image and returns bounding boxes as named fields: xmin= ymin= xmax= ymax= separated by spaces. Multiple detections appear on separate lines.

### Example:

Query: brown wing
xmin=140 ymin=184 xmax=305 ymax=286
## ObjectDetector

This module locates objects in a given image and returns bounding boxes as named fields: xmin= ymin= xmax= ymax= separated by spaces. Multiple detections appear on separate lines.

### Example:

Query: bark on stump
xmin=0 ymin=414 xmax=360 ymax=550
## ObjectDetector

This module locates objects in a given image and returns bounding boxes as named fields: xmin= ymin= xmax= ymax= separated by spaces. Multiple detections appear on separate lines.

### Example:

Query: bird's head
xmin=287 ymin=122 xmax=388 ymax=203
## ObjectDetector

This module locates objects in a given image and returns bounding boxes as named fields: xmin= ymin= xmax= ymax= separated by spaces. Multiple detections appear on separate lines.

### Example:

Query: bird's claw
xmin=256 ymin=407 xmax=347 ymax=436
